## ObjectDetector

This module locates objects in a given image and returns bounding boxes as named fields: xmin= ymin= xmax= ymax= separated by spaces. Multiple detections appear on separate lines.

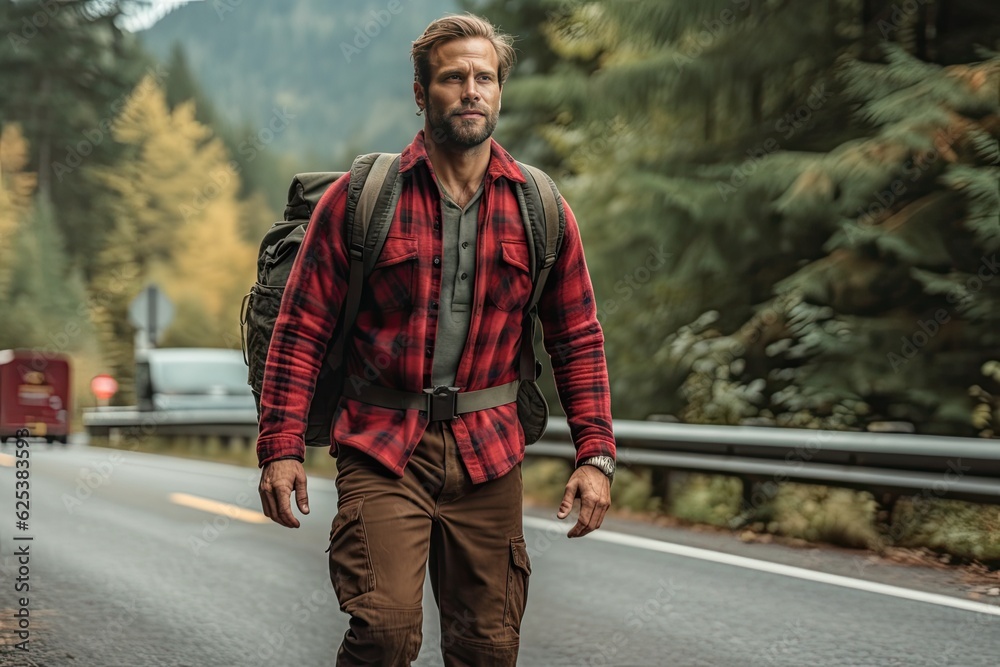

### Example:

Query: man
xmin=256 ymin=13 xmax=616 ymax=666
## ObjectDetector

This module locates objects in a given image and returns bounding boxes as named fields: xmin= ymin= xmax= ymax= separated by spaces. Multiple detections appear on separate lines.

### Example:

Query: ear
xmin=413 ymin=81 xmax=425 ymax=114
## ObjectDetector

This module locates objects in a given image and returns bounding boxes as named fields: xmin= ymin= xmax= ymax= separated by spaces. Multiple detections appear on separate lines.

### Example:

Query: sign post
xmin=128 ymin=284 xmax=174 ymax=354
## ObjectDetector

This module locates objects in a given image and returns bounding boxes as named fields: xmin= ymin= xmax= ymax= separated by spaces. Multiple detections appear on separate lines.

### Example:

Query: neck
xmin=423 ymin=127 xmax=490 ymax=205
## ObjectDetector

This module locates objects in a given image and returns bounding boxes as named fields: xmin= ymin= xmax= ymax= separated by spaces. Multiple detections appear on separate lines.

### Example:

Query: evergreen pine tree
xmin=470 ymin=0 xmax=1000 ymax=434
xmin=666 ymin=48 xmax=999 ymax=434
xmin=0 ymin=0 xmax=154 ymax=279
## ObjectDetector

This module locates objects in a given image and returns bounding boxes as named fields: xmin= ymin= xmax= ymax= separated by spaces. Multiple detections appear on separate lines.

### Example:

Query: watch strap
xmin=578 ymin=455 xmax=615 ymax=483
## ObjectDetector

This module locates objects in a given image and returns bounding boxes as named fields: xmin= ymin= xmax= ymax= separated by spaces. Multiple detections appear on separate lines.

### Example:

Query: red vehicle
xmin=0 ymin=349 xmax=70 ymax=444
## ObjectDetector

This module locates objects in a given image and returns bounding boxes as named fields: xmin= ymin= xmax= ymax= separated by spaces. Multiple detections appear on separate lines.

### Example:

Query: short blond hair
xmin=411 ymin=14 xmax=516 ymax=92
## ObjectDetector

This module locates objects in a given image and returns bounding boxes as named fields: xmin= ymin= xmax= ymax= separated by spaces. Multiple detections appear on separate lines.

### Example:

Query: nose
xmin=461 ymin=77 xmax=480 ymax=103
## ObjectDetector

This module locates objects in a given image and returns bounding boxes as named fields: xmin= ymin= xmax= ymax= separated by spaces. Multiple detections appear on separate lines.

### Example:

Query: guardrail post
xmin=873 ymin=491 xmax=899 ymax=544
xmin=730 ymin=476 xmax=763 ymax=529
xmin=650 ymin=468 xmax=671 ymax=506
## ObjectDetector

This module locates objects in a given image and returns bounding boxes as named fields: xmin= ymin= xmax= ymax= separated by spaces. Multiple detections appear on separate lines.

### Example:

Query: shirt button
xmin=430 ymin=301 xmax=438 ymax=309
xmin=433 ymin=257 xmax=441 ymax=266
xmin=425 ymin=346 xmax=433 ymax=357
xmin=460 ymin=272 xmax=468 ymax=280
xmin=461 ymin=242 xmax=470 ymax=249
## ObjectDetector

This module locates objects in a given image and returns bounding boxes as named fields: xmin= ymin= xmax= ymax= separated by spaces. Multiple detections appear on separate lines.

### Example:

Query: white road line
xmin=523 ymin=516 xmax=1000 ymax=616
xmin=169 ymin=492 xmax=270 ymax=524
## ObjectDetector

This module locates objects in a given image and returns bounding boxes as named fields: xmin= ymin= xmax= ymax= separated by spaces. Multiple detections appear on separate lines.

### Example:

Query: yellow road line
xmin=0 ymin=453 xmax=14 ymax=467
xmin=168 ymin=492 xmax=270 ymax=524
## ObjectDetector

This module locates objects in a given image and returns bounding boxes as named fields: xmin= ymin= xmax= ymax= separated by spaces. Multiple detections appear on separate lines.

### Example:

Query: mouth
xmin=454 ymin=109 xmax=485 ymax=119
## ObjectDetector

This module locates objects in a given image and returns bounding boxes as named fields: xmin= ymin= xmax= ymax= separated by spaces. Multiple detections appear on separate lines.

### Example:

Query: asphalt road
xmin=0 ymin=440 xmax=998 ymax=666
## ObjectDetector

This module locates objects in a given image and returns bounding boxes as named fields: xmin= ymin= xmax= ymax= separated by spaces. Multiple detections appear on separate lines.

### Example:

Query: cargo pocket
xmin=326 ymin=496 xmax=375 ymax=611
xmin=503 ymin=535 xmax=532 ymax=631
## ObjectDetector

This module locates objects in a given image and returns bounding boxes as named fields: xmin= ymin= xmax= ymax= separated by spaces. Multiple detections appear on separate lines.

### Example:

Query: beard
xmin=426 ymin=100 xmax=499 ymax=148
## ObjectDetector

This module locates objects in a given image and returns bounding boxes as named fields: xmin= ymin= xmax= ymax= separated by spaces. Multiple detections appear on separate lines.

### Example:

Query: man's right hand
xmin=258 ymin=459 xmax=310 ymax=528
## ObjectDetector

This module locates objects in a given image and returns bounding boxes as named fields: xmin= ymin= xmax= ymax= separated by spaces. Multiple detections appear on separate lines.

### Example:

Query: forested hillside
xmin=0 ymin=0 xmax=271 ymax=404
xmin=1 ymin=0 xmax=998 ymax=440
xmin=139 ymin=0 xmax=459 ymax=165
xmin=468 ymin=0 xmax=1000 ymax=436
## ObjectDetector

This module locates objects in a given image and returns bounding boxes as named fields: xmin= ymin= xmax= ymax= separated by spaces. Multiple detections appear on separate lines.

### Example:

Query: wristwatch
xmin=578 ymin=455 xmax=615 ymax=484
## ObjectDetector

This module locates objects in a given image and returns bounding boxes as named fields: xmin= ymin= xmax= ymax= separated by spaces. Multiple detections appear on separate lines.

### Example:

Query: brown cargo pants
xmin=328 ymin=421 xmax=530 ymax=666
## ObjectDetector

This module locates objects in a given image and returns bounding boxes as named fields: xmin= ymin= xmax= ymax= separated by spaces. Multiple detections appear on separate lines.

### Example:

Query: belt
xmin=341 ymin=380 xmax=520 ymax=421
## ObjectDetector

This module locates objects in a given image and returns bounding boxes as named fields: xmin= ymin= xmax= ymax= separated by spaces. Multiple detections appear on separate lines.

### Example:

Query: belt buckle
xmin=424 ymin=385 xmax=460 ymax=421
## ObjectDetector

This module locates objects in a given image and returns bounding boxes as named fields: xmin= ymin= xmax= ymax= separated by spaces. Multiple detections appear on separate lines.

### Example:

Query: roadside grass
xmin=891 ymin=497 xmax=1000 ymax=562
xmin=522 ymin=459 xmax=1000 ymax=564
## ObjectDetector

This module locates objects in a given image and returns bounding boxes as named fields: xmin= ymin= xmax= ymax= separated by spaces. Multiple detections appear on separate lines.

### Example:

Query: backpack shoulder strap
xmin=514 ymin=161 xmax=566 ymax=381
xmin=353 ymin=153 xmax=403 ymax=276
xmin=516 ymin=162 xmax=564 ymax=310
xmin=329 ymin=152 xmax=401 ymax=363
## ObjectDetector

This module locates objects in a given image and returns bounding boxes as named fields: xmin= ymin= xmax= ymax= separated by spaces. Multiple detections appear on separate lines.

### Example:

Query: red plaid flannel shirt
xmin=256 ymin=131 xmax=615 ymax=483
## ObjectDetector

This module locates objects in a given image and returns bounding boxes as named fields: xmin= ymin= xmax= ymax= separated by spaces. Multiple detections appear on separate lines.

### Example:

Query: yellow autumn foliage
xmin=0 ymin=124 xmax=37 ymax=296
xmin=92 ymin=74 xmax=257 ymax=391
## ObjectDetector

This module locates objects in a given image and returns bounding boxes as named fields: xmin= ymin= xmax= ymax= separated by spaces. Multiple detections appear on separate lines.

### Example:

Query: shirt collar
xmin=398 ymin=130 xmax=526 ymax=184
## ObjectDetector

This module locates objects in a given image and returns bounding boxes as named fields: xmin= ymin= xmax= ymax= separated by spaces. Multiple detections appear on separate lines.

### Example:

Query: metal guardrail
xmin=82 ymin=407 xmax=259 ymax=439
xmin=82 ymin=409 xmax=1000 ymax=504
xmin=537 ymin=419 xmax=1000 ymax=506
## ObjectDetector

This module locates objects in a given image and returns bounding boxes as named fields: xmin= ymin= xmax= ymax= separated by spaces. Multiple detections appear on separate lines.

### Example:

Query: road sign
xmin=128 ymin=284 xmax=174 ymax=345
xmin=91 ymin=374 xmax=118 ymax=401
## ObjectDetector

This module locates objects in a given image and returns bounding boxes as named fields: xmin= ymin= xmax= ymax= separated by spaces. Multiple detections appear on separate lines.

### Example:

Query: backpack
xmin=240 ymin=152 xmax=565 ymax=447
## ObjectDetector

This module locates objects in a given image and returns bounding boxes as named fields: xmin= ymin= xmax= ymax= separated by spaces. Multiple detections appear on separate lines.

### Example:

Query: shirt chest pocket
xmin=368 ymin=235 xmax=418 ymax=313
xmin=488 ymin=239 xmax=533 ymax=312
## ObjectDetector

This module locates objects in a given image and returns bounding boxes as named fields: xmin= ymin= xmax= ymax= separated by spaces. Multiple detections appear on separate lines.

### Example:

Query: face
xmin=416 ymin=37 xmax=502 ymax=149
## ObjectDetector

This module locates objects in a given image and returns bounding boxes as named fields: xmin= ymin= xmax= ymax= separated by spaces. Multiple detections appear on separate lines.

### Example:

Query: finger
xmin=571 ymin=493 xmax=597 ymax=538
xmin=585 ymin=501 xmax=609 ymax=536
xmin=567 ymin=486 xmax=602 ymax=535
xmin=566 ymin=498 xmax=597 ymax=537
xmin=594 ymin=501 xmax=609 ymax=531
xmin=572 ymin=486 xmax=613 ymax=538
xmin=294 ymin=471 xmax=310 ymax=515
xmin=556 ymin=480 xmax=578 ymax=520
xmin=258 ymin=487 xmax=273 ymax=520
xmin=586 ymin=485 xmax=610 ymax=532
xmin=264 ymin=491 xmax=283 ymax=526
xmin=274 ymin=483 xmax=300 ymax=528
xmin=259 ymin=477 xmax=278 ymax=521
xmin=568 ymin=516 xmax=587 ymax=538
xmin=568 ymin=508 xmax=588 ymax=537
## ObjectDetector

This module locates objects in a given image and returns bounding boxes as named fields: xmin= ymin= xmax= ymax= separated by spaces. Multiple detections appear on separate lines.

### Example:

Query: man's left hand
xmin=556 ymin=465 xmax=611 ymax=538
